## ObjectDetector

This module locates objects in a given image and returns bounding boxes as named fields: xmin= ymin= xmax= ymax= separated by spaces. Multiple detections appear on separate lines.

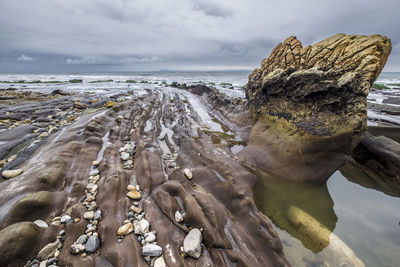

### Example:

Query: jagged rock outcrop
xmin=243 ymin=34 xmax=392 ymax=182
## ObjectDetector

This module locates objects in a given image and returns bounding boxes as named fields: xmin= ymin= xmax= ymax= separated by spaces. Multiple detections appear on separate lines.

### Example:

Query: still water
xmin=254 ymin=162 xmax=400 ymax=267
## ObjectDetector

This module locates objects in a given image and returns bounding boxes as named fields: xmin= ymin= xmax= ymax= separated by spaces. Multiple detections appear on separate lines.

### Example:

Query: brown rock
xmin=117 ymin=223 xmax=134 ymax=236
xmin=127 ymin=190 xmax=141 ymax=200
xmin=244 ymin=34 xmax=392 ymax=182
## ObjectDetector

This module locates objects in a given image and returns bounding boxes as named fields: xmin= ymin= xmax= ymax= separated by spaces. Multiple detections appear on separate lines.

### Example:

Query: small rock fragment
xmin=182 ymin=168 xmax=193 ymax=179
xmin=83 ymin=211 xmax=94 ymax=220
xmin=94 ymin=210 xmax=102 ymax=220
xmin=89 ymin=169 xmax=99 ymax=176
xmin=175 ymin=211 xmax=184 ymax=223
xmin=70 ymin=243 xmax=85 ymax=254
xmin=120 ymin=152 xmax=130 ymax=161
xmin=60 ymin=215 xmax=73 ymax=224
xmin=142 ymin=244 xmax=163 ymax=257
xmin=154 ymin=256 xmax=166 ymax=267
xmin=130 ymin=206 xmax=142 ymax=214
xmin=33 ymin=219 xmax=48 ymax=228
xmin=76 ymin=235 xmax=88 ymax=245
xmin=139 ymin=219 xmax=150 ymax=233
xmin=127 ymin=190 xmax=141 ymax=200
xmin=183 ymin=228 xmax=202 ymax=259
xmin=145 ymin=232 xmax=156 ymax=243
xmin=2 ymin=168 xmax=24 ymax=179
xmin=85 ymin=235 xmax=100 ymax=253
xmin=104 ymin=101 xmax=115 ymax=108
xmin=117 ymin=223 xmax=134 ymax=236
xmin=92 ymin=161 xmax=100 ymax=166
xmin=38 ymin=240 xmax=60 ymax=260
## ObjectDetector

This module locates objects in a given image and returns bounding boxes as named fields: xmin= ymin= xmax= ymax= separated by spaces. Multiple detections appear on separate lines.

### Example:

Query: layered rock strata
xmin=244 ymin=33 xmax=392 ymax=182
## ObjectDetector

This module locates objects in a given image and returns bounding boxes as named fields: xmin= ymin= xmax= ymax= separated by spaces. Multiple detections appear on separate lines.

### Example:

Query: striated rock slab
xmin=244 ymin=34 xmax=391 ymax=182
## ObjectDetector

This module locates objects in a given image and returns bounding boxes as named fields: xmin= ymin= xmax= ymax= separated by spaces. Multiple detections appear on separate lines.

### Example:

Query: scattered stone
xmin=127 ymin=190 xmax=142 ymax=200
xmin=74 ymin=218 xmax=81 ymax=223
xmin=116 ymin=115 xmax=123 ymax=122
xmin=47 ymin=258 xmax=57 ymax=265
xmin=154 ymin=256 xmax=166 ymax=267
xmin=104 ymin=101 xmax=115 ymax=108
xmin=33 ymin=220 xmax=48 ymax=228
xmin=59 ymin=230 xmax=65 ymax=236
xmin=183 ymin=228 xmax=202 ymax=259
xmin=130 ymin=206 xmax=142 ymax=214
xmin=175 ymin=211 xmax=184 ymax=223
xmin=121 ymin=152 xmax=130 ymax=161
xmin=83 ymin=211 xmax=95 ymax=220
xmin=142 ymin=244 xmax=163 ymax=257
xmin=145 ymin=232 xmax=156 ymax=243
xmin=85 ymin=235 xmax=100 ymax=253
xmin=39 ymin=260 xmax=47 ymax=267
xmin=117 ymin=223 xmax=134 ymax=236
xmin=92 ymin=160 xmax=100 ymax=166
xmin=38 ymin=240 xmax=60 ymax=260
xmin=2 ymin=168 xmax=24 ymax=178
xmin=139 ymin=219 xmax=150 ymax=233
xmin=73 ymin=101 xmax=87 ymax=109
xmin=89 ymin=169 xmax=99 ymax=176
xmin=76 ymin=235 xmax=88 ymax=245
xmin=94 ymin=210 xmax=102 ymax=220
xmin=70 ymin=243 xmax=85 ymax=254
xmin=127 ymin=184 xmax=136 ymax=191
xmin=133 ymin=220 xmax=141 ymax=234
xmin=60 ymin=215 xmax=73 ymax=224
xmin=182 ymin=168 xmax=193 ymax=179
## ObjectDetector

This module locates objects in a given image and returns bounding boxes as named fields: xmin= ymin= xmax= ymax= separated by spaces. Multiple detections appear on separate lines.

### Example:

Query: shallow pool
xmin=253 ymin=162 xmax=400 ymax=267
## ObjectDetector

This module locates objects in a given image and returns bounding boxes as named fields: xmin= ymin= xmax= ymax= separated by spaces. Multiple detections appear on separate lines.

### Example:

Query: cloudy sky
xmin=0 ymin=0 xmax=399 ymax=72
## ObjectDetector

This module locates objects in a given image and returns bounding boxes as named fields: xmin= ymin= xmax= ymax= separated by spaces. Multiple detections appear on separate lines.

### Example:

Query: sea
xmin=0 ymin=71 xmax=399 ymax=126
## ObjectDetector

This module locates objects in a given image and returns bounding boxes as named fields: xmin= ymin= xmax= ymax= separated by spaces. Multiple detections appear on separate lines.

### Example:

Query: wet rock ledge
xmin=243 ymin=33 xmax=392 ymax=182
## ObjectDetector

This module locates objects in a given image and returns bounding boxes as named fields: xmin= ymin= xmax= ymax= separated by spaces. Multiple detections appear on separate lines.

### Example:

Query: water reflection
xmin=252 ymin=168 xmax=337 ymax=253
xmin=253 ymin=162 xmax=400 ymax=267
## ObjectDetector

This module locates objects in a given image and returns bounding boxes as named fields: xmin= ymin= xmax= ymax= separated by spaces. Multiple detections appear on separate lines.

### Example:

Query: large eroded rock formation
xmin=243 ymin=34 xmax=391 ymax=182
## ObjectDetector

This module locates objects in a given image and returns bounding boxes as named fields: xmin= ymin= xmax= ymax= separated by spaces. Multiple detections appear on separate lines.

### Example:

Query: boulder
xmin=243 ymin=34 xmax=391 ymax=182
xmin=0 ymin=222 xmax=43 ymax=265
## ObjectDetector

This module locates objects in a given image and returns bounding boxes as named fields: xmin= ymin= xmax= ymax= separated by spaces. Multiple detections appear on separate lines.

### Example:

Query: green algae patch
xmin=372 ymin=83 xmax=389 ymax=89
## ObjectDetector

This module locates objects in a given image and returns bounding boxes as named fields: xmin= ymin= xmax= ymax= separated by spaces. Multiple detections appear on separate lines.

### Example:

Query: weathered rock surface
xmin=351 ymin=132 xmax=400 ymax=185
xmin=0 ymin=222 xmax=43 ymax=265
xmin=244 ymin=34 xmax=392 ymax=182
xmin=37 ymin=240 xmax=60 ymax=260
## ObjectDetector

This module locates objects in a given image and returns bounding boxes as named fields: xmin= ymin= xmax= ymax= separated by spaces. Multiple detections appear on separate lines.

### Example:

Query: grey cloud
xmin=0 ymin=0 xmax=399 ymax=72
xmin=17 ymin=54 xmax=34 ymax=61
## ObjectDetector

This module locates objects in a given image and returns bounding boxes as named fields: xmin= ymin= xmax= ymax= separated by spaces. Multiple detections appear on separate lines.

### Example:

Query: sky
xmin=0 ymin=0 xmax=399 ymax=72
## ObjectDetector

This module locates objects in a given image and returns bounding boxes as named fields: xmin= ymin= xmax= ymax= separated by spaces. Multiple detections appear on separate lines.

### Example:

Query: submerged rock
xmin=183 ymin=228 xmax=202 ymax=259
xmin=244 ymin=33 xmax=392 ymax=182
